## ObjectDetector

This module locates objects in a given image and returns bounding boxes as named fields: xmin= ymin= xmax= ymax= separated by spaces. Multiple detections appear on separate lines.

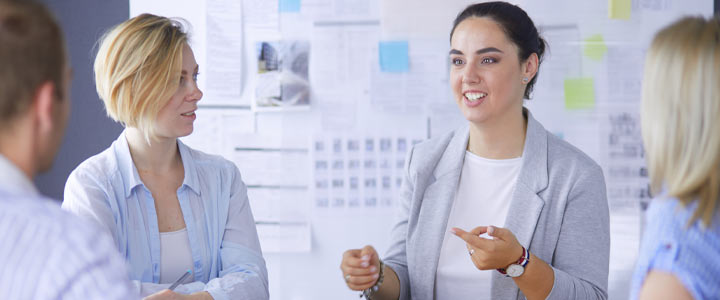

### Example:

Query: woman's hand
xmin=340 ymin=245 xmax=381 ymax=291
xmin=143 ymin=290 xmax=213 ymax=300
xmin=451 ymin=225 xmax=524 ymax=270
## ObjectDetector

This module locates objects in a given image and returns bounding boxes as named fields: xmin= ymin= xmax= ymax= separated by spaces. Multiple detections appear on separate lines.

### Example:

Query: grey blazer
xmin=383 ymin=109 xmax=610 ymax=300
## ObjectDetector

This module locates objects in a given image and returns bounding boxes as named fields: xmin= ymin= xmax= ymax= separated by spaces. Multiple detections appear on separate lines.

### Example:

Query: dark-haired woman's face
xmin=449 ymin=17 xmax=527 ymax=126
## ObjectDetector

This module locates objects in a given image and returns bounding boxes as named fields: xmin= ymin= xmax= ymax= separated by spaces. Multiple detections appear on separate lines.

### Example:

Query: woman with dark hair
xmin=339 ymin=2 xmax=609 ymax=300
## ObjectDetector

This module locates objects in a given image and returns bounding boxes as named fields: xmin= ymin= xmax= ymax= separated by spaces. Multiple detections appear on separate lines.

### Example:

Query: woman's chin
xmin=461 ymin=109 xmax=490 ymax=125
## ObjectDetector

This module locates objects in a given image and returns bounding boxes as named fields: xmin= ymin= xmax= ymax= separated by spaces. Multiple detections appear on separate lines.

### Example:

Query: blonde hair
xmin=94 ymin=13 xmax=188 ymax=142
xmin=642 ymin=16 xmax=720 ymax=227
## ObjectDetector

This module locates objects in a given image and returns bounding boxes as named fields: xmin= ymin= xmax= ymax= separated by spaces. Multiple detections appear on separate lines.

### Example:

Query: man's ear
xmin=33 ymin=81 xmax=57 ymax=134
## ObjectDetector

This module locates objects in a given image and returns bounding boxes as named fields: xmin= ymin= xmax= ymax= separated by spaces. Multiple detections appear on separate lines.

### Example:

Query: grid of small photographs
xmin=312 ymin=135 xmax=423 ymax=209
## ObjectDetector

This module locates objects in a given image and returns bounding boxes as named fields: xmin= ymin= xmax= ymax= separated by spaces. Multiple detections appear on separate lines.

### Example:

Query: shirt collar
xmin=0 ymin=153 xmax=39 ymax=197
xmin=114 ymin=131 xmax=201 ymax=197
xmin=115 ymin=131 xmax=144 ymax=198
xmin=177 ymin=139 xmax=200 ymax=196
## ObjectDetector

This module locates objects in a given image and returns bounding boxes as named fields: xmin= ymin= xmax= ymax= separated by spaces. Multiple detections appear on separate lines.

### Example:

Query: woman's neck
xmin=124 ymin=127 xmax=180 ymax=173
xmin=467 ymin=107 xmax=527 ymax=159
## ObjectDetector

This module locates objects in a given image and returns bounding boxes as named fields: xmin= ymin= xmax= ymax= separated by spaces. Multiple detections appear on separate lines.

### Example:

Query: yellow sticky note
xmin=609 ymin=0 xmax=631 ymax=20
xmin=584 ymin=34 xmax=607 ymax=61
xmin=564 ymin=78 xmax=595 ymax=110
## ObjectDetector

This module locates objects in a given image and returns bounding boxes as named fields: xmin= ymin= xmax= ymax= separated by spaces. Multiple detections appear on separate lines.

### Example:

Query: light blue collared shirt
xmin=0 ymin=154 xmax=138 ymax=300
xmin=62 ymin=132 xmax=268 ymax=300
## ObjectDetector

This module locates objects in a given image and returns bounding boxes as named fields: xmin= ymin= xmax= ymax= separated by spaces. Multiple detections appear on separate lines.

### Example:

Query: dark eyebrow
xmin=449 ymin=47 xmax=504 ymax=56
xmin=476 ymin=47 xmax=503 ymax=54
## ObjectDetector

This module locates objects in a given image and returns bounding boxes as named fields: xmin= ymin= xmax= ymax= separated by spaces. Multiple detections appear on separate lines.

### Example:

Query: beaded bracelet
xmin=360 ymin=260 xmax=385 ymax=300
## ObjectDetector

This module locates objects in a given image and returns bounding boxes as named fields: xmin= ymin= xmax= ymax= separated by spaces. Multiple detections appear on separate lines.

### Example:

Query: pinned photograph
xmin=255 ymin=40 xmax=310 ymax=110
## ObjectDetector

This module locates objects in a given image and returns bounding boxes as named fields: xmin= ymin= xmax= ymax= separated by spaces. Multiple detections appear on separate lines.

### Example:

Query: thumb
xmin=487 ymin=226 xmax=508 ymax=240
xmin=360 ymin=245 xmax=376 ymax=264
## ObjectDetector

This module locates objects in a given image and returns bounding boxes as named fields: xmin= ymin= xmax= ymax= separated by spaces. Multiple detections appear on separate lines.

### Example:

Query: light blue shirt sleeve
xmin=630 ymin=197 xmax=720 ymax=300
xmin=204 ymin=166 xmax=269 ymax=300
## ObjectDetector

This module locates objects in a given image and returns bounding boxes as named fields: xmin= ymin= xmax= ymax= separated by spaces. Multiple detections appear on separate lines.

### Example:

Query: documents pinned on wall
xmin=128 ymin=0 xmax=714 ymax=298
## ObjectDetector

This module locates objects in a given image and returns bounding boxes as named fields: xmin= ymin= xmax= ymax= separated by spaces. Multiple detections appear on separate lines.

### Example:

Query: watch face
xmin=506 ymin=264 xmax=524 ymax=277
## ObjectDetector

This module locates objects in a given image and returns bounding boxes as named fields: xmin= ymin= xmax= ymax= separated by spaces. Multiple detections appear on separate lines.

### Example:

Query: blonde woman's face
xmin=155 ymin=44 xmax=202 ymax=139
xmin=449 ymin=17 xmax=527 ymax=125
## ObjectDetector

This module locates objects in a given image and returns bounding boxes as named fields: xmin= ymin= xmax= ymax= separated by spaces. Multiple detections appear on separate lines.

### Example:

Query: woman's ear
xmin=522 ymin=53 xmax=539 ymax=82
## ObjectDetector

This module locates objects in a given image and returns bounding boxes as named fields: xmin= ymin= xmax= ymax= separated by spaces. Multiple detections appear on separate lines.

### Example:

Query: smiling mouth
xmin=464 ymin=92 xmax=487 ymax=102
xmin=181 ymin=111 xmax=195 ymax=116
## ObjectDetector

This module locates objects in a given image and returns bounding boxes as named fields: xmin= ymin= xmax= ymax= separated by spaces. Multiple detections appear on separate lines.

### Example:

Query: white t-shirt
xmin=159 ymin=227 xmax=194 ymax=284
xmin=435 ymin=151 xmax=522 ymax=299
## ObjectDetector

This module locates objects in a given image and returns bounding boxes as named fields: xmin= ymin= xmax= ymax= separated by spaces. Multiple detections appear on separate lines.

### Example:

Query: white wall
xmin=130 ymin=0 xmax=714 ymax=299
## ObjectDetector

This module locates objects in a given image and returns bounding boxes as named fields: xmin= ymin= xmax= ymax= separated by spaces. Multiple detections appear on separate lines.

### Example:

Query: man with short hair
xmin=0 ymin=1 xmax=138 ymax=298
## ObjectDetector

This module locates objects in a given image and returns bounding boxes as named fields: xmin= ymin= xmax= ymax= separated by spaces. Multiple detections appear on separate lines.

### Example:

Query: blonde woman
xmin=630 ymin=16 xmax=720 ymax=300
xmin=62 ymin=14 xmax=268 ymax=300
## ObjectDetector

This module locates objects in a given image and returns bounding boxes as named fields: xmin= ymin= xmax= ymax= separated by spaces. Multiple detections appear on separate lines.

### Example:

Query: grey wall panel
xmin=35 ymin=0 xmax=128 ymax=200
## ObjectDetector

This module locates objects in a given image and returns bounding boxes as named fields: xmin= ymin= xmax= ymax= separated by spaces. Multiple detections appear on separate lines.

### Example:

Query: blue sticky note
xmin=279 ymin=0 xmax=300 ymax=13
xmin=379 ymin=41 xmax=409 ymax=72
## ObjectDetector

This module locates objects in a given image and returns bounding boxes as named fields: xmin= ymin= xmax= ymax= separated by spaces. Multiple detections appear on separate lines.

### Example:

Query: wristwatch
xmin=497 ymin=246 xmax=530 ymax=278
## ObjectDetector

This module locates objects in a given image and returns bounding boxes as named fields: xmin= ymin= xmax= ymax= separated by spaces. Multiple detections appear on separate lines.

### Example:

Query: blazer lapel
xmin=506 ymin=109 xmax=548 ymax=246
xmin=411 ymin=125 xmax=469 ymax=298
xmin=492 ymin=109 xmax=549 ymax=299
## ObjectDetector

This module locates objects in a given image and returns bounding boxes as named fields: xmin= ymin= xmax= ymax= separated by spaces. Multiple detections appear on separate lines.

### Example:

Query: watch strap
xmin=497 ymin=246 xmax=529 ymax=275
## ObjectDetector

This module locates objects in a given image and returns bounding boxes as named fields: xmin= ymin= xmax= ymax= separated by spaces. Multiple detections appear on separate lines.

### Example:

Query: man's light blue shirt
xmin=0 ymin=154 xmax=137 ymax=300
xmin=62 ymin=132 xmax=268 ymax=300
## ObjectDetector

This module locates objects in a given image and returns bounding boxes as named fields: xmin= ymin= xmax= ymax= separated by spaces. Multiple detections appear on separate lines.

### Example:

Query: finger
xmin=464 ymin=244 xmax=491 ymax=271
xmin=344 ymin=255 xmax=369 ymax=268
xmin=360 ymin=245 xmax=375 ymax=260
xmin=469 ymin=252 xmax=495 ymax=271
xmin=342 ymin=249 xmax=362 ymax=260
xmin=487 ymin=226 xmax=513 ymax=242
xmin=466 ymin=242 xmax=499 ymax=271
xmin=342 ymin=250 xmax=369 ymax=268
xmin=467 ymin=248 xmax=485 ymax=270
xmin=359 ymin=245 xmax=376 ymax=267
xmin=344 ymin=265 xmax=379 ymax=276
xmin=451 ymin=227 xmax=494 ymax=249
xmin=465 ymin=244 xmax=480 ymax=264
xmin=346 ymin=273 xmax=380 ymax=286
